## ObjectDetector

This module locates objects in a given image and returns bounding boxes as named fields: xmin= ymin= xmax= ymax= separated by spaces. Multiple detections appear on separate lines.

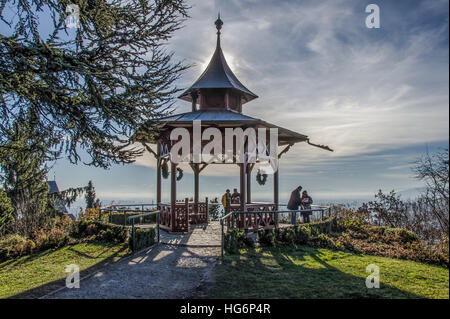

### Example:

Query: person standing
xmin=222 ymin=189 xmax=232 ymax=214
xmin=231 ymin=188 xmax=240 ymax=204
xmin=287 ymin=185 xmax=302 ymax=225
xmin=300 ymin=190 xmax=313 ymax=223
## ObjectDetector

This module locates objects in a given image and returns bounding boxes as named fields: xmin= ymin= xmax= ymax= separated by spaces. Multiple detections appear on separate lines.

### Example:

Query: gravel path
xmin=45 ymin=222 xmax=221 ymax=299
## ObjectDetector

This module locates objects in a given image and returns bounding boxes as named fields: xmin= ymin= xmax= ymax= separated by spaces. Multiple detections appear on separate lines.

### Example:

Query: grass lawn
xmin=213 ymin=246 xmax=449 ymax=299
xmin=0 ymin=242 xmax=129 ymax=299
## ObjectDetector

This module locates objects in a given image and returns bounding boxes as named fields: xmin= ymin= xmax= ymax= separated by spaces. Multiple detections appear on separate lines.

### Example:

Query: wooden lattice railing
xmin=225 ymin=203 xmax=277 ymax=232
xmin=159 ymin=198 xmax=209 ymax=232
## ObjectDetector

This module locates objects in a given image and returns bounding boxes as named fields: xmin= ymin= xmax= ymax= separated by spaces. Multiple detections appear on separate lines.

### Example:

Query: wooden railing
xmin=219 ymin=205 xmax=332 ymax=258
xmin=225 ymin=203 xmax=277 ymax=232
xmin=222 ymin=204 xmax=332 ymax=233
xmin=159 ymin=197 xmax=209 ymax=232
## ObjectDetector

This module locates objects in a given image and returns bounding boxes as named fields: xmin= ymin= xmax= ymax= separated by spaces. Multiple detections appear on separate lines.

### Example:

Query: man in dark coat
xmin=287 ymin=186 xmax=302 ymax=224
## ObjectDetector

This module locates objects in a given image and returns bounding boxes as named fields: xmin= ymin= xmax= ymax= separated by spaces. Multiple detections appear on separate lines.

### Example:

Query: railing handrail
xmin=278 ymin=204 xmax=331 ymax=209
xmin=221 ymin=211 xmax=234 ymax=222
xmin=232 ymin=208 xmax=329 ymax=215
xmin=219 ymin=206 xmax=332 ymax=258
xmin=127 ymin=210 xmax=160 ymax=221
xmin=219 ymin=206 xmax=330 ymax=221
xmin=100 ymin=204 xmax=158 ymax=210
xmin=127 ymin=210 xmax=161 ymax=252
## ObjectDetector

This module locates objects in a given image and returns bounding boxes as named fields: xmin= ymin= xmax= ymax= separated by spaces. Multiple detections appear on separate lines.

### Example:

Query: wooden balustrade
xmin=159 ymin=197 xmax=209 ymax=232
xmin=225 ymin=202 xmax=277 ymax=232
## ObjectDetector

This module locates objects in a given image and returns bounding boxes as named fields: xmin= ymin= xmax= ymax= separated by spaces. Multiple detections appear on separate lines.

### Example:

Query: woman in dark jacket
xmin=300 ymin=190 xmax=313 ymax=223
xmin=287 ymin=186 xmax=302 ymax=225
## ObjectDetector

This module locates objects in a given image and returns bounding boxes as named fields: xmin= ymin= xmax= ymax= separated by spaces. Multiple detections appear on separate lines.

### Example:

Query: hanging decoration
xmin=161 ymin=159 xmax=169 ymax=179
xmin=256 ymin=169 xmax=268 ymax=185
xmin=176 ymin=167 xmax=184 ymax=181
xmin=161 ymin=159 xmax=184 ymax=181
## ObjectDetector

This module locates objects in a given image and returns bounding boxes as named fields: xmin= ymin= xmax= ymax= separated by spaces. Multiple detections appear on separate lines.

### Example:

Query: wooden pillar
xmin=239 ymin=163 xmax=246 ymax=211
xmin=185 ymin=197 xmax=190 ymax=232
xmin=246 ymin=164 xmax=252 ymax=204
xmin=191 ymin=91 xmax=198 ymax=112
xmin=171 ymin=162 xmax=177 ymax=231
xmin=274 ymin=168 xmax=279 ymax=209
xmin=274 ymin=167 xmax=279 ymax=226
xmin=239 ymin=163 xmax=246 ymax=230
xmin=194 ymin=164 xmax=199 ymax=213
xmin=205 ymin=197 xmax=209 ymax=222
xmin=156 ymin=144 xmax=162 ymax=206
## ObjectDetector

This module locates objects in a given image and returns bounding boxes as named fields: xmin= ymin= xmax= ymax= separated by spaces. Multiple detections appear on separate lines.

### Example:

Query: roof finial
xmin=215 ymin=12 xmax=223 ymax=47
xmin=215 ymin=12 xmax=223 ymax=32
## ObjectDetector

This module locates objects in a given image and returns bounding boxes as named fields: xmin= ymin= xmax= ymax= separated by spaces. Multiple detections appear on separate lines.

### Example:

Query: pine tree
xmin=0 ymin=111 xmax=58 ymax=236
xmin=0 ymin=188 xmax=14 ymax=235
xmin=1 ymin=0 xmax=189 ymax=168
xmin=85 ymin=180 xmax=97 ymax=209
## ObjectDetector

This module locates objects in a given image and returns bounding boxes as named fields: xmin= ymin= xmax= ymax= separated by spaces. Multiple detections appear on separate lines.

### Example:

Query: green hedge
xmin=71 ymin=220 xmax=129 ymax=243
xmin=257 ymin=217 xmax=338 ymax=247
xmin=224 ymin=229 xmax=255 ymax=254
xmin=130 ymin=228 xmax=156 ymax=251
xmin=108 ymin=212 xmax=157 ymax=225
xmin=0 ymin=234 xmax=36 ymax=261
xmin=224 ymin=219 xmax=338 ymax=253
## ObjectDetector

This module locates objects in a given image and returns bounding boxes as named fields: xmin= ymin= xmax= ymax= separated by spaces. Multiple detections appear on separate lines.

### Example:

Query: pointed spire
xmin=178 ymin=14 xmax=258 ymax=106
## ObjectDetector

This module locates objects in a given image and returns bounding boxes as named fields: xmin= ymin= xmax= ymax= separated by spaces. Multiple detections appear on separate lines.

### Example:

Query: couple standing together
xmin=222 ymin=188 xmax=240 ymax=213
xmin=287 ymin=186 xmax=313 ymax=224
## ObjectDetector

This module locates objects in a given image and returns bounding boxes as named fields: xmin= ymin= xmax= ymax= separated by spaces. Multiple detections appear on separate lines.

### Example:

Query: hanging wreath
xmin=176 ymin=167 xmax=184 ymax=181
xmin=256 ymin=170 xmax=268 ymax=185
xmin=161 ymin=159 xmax=169 ymax=179
xmin=161 ymin=159 xmax=184 ymax=181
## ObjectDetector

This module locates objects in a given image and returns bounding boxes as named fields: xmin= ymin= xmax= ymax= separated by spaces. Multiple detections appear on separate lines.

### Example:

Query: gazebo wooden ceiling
xmin=138 ymin=15 xmax=332 ymax=232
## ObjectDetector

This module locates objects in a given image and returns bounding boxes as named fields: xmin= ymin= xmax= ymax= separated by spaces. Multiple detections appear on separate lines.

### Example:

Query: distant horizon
xmin=64 ymin=185 xmax=426 ymax=217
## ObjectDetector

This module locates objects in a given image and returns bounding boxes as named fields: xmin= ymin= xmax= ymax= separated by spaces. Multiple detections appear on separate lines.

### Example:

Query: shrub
xmin=109 ymin=213 xmax=130 ymax=225
xmin=280 ymin=227 xmax=296 ymax=245
xmin=0 ymin=234 xmax=36 ymax=260
xmin=384 ymin=228 xmax=419 ymax=244
xmin=294 ymin=225 xmax=311 ymax=244
xmin=71 ymin=220 xmax=129 ymax=243
xmin=97 ymin=224 xmax=129 ymax=243
xmin=257 ymin=229 xmax=277 ymax=247
xmin=33 ymin=227 xmax=68 ymax=250
xmin=225 ymin=230 xmax=255 ymax=253
xmin=309 ymin=233 xmax=335 ymax=249
xmin=108 ymin=211 xmax=157 ymax=225
xmin=129 ymin=228 xmax=156 ymax=251
xmin=309 ymin=218 xmax=338 ymax=235
xmin=78 ymin=208 xmax=103 ymax=221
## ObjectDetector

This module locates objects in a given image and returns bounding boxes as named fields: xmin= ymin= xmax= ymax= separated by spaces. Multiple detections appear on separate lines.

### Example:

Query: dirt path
xmin=45 ymin=222 xmax=221 ymax=299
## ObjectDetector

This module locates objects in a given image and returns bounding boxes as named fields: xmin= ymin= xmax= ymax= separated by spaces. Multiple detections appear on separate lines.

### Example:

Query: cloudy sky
xmin=46 ymin=0 xmax=449 ymax=210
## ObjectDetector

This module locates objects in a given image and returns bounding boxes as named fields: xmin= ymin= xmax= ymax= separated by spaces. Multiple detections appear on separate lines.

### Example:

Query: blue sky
xmin=29 ymin=0 xmax=448 ymax=210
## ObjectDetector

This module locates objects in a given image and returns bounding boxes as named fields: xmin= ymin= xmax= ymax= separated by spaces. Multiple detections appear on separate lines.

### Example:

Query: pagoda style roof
xmin=135 ymin=16 xmax=333 ymax=152
xmin=150 ymin=109 xmax=308 ymax=146
xmin=178 ymin=15 xmax=258 ymax=104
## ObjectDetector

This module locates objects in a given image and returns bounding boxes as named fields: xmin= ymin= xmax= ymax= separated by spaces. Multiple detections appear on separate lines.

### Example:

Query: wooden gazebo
xmin=138 ymin=16 xmax=331 ymax=232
